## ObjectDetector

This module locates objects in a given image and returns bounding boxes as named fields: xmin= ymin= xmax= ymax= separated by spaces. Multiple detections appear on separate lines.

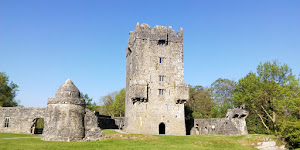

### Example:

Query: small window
xmin=233 ymin=114 xmax=239 ymax=118
xmin=169 ymin=90 xmax=171 ymax=95
xmin=159 ymin=57 xmax=163 ymax=63
xmin=159 ymin=89 xmax=164 ymax=95
xmin=159 ymin=75 xmax=164 ymax=82
xmin=158 ymin=40 xmax=166 ymax=46
xmin=4 ymin=117 xmax=10 ymax=127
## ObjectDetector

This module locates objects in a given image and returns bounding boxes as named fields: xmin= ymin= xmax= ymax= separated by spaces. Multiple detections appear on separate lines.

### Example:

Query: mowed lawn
xmin=0 ymin=130 xmax=275 ymax=150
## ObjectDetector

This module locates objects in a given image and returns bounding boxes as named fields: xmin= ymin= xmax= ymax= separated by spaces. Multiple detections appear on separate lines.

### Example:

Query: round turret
xmin=42 ymin=78 xmax=85 ymax=142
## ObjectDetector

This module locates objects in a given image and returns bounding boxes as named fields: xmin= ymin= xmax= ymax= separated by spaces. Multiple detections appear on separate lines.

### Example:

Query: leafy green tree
xmin=100 ymin=94 xmax=115 ymax=117
xmin=278 ymin=120 xmax=300 ymax=149
xmin=186 ymin=85 xmax=215 ymax=118
xmin=233 ymin=60 xmax=300 ymax=134
xmin=0 ymin=72 xmax=19 ymax=107
xmin=210 ymin=78 xmax=235 ymax=118
xmin=80 ymin=92 xmax=97 ymax=111
xmin=112 ymin=88 xmax=125 ymax=117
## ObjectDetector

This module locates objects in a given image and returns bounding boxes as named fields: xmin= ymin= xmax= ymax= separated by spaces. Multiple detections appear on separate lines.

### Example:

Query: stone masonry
xmin=42 ymin=78 xmax=104 ymax=142
xmin=190 ymin=106 xmax=249 ymax=136
xmin=0 ymin=107 xmax=46 ymax=134
xmin=124 ymin=23 xmax=189 ymax=136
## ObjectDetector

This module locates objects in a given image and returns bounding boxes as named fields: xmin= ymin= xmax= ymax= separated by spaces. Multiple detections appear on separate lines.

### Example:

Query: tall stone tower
xmin=124 ymin=23 xmax=189 ymax=136
xmin=42 ymin=78 xmax=86 ymax=142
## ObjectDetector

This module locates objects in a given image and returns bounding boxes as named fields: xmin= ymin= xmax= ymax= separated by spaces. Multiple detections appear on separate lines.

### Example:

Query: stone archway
xmin=159 ymin=122 xmax=165 ymax=134
xmin=31 ymin=118 xmax=44 ymax=134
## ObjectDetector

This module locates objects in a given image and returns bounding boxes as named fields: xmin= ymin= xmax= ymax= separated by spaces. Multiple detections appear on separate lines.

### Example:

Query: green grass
xmin=102 ymin=129 xmax=118 ymax=135
xmin=0 ymin=130 xmax=278 ymax=150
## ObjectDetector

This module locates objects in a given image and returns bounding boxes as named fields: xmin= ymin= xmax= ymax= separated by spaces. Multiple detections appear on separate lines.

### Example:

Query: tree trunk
xmin=256 ymin=111 xmax=270 ymax=133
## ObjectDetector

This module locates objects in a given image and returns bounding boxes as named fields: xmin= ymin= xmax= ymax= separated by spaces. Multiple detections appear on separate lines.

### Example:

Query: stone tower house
xmin=124 ymin=23 xmax=189 ymax=135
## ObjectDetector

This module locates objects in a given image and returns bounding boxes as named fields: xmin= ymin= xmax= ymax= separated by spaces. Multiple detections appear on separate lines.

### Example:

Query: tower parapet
xmin=128 ymin=23 xmax=183 ymax=48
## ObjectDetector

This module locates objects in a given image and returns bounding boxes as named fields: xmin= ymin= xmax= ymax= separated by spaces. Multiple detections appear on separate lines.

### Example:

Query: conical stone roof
xmin=55 ymin=78 xmax=80 ymax=98
xmin=47 ymin=78 xmax=85 ymax=105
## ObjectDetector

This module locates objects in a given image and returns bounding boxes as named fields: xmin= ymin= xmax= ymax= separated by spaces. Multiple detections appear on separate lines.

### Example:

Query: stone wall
xmin=0 ymin=107 xmax=46 ymax=134
xmin=125 ymin=23 xmax=189 ymax=136
xmin=97 ymin=114 xmax=126 ymax=129
xmin=190 ymin=107 xmax=248 ymax=136
xmin=84 ymin=109 xmax=104 ymax=141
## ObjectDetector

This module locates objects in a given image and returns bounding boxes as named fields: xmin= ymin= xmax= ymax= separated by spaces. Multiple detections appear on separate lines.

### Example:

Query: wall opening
xmin=159 ymin=75 xmax=164 ymax=82
xmin=233 ymin=114 xmax=239 ymax=118
xmin=158 ymin=40 xmax=166 ymax=46
xmin=4 ymin=117 xmax=10 ymax=127
xmin=159 ymin=122 xmax=165 ymax=134
xmin=158 ymin=89 xmax=164 ymax=95
xmin=239 ymin=114 xmax=247 ymax=118
xmin=126 ymin=47 xmax=132 ymax=57
xmin=31 ymin=118 xmax=44 ymax=134
xmin=159 ymin=57 xmax=163 ymax=63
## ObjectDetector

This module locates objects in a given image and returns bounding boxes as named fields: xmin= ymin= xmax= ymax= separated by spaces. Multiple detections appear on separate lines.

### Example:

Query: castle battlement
xmin=128 ymin=22 xmax=183 ymax=45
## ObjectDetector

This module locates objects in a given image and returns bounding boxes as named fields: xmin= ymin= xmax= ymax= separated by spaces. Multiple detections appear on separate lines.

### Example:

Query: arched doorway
xmin=31 ymin=118 xmax=44 ymax=134
xmin=159 ymin=122 xmax=165 ymax=134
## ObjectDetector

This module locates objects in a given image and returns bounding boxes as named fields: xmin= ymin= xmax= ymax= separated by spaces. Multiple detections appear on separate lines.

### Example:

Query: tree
xmin=210 ymin=78 xmax=235 ymax=118
xmin=186 ymin=85 xmax=215 ymax=118
xmin=112 ymin=88 xmax=125 ymax=117
xmin=100 ymin=94 xmax=115 ymax=117
xmin=233 ymin=60 xmax=300 ymax=134
xmin=98 ymin=89 xmax=126 ymax=117
xmin=0 ymin=72 xmax=19 ymax=107
xmin=80 ymin=92 xmax=96 ymax=111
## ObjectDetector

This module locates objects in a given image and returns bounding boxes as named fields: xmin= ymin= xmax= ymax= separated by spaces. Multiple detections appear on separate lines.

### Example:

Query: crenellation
xmin=130 ymin=23 xmax=183 ymax=46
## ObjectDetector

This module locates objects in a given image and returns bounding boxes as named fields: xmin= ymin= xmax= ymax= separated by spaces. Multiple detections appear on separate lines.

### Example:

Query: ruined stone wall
xmin=190 ymin=107 xmax=248 ymax=136
xmin=0 ymin=107 xmax=46 ymax=134
xmin=84 ymin=109 xmax=104 ymax=141
xmin=97 ymin=115 xmax=126 ymax=129
xmin=125 ymin=23 xmax=189 ymax=136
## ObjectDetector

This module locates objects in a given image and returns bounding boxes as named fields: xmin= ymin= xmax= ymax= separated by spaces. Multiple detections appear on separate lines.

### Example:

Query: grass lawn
xmin=0 ymin=130 xmax=278 ymax=150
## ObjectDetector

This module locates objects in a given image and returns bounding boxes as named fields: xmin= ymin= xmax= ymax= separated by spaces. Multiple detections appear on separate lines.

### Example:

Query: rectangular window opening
xmin=158 ymin=40 xmax=166 ymax=46
xmin=4 ymin=117 xmax=10 ymax=128
xmin=159 ymin=75 xmax=165 ymax=82
xmin=159 ymin=89 xmax=164 ymax=95
xmin=159 ymin=57 xmax=163 ymax=63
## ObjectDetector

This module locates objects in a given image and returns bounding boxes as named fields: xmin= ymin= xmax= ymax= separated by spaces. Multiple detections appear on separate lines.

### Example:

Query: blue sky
xmin=1 ymin=0 xmax=299 ymax=107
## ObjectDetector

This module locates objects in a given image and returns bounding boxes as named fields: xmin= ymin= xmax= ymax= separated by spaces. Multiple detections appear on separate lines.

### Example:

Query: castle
xmin=0 ymin=23 xmax=248 ymax=141
xmin=124 ymin=23 xmax=189 ymax=135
